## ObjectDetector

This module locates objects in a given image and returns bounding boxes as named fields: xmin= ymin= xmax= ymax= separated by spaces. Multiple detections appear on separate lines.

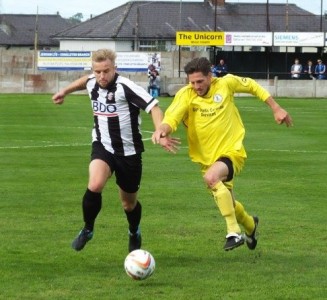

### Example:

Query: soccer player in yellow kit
xmin=152 ymin=57 xmax=293 ymax=251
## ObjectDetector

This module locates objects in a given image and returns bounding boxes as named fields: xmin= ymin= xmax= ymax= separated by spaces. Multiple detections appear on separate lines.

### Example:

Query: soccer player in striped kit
xmin=52 ymin=49 xmax=179 ymax=252
xmin=152 ymin=57 xmax=292 ymax=251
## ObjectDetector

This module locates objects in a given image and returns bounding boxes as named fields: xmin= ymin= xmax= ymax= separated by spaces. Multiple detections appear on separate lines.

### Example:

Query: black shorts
xmin=218 ymin=157 xmax=234 ymax=182
xmin=91 ymin=141 xmax=142 ymax=193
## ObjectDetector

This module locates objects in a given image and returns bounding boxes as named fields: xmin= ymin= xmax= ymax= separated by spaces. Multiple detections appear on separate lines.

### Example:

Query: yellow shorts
xmin=200 ymin=151 xmax=246 ymax=190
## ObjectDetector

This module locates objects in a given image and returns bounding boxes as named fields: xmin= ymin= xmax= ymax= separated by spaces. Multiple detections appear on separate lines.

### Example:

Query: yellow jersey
xmin=162 ymin=74 xmax=271 ymax=166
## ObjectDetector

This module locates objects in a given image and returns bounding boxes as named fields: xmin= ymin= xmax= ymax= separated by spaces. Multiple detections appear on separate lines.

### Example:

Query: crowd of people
xmin=291 ymin=58 xmax=326 ymax=80
xmin=147 ymin=57 xmax=324 ymax=97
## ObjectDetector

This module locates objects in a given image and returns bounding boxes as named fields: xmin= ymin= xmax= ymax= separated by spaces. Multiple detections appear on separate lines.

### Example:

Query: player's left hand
xmin=158 ymin=136 xmax=181 ymax=154
xmin=274 ymin=108 xmax=293 ymax=127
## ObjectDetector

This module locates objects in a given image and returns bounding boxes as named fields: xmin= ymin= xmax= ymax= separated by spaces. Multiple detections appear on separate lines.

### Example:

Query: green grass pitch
xmin=0 ymin=94 xmax=326 ymax=299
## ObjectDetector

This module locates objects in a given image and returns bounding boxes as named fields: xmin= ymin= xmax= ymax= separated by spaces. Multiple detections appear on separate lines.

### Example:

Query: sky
xmin=0 ymin=0 xmax=325 ymax=20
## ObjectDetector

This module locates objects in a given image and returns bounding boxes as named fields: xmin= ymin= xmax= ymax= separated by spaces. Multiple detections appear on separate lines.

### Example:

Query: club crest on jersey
xmin=213 ymin=94 xmax=223 ymax=103
xmin=106 ymin=92 xmax=115 ymax=103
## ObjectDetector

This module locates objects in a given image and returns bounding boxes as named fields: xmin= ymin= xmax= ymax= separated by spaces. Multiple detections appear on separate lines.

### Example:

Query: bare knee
xmin=87 ymin=159 xmax=110 ymax=193
xmin=120 ymin=190 xmax=138 ymax=212
xmin=88 ymin=180 xmax=105 ymax=193
xmin=122 ymin=201 xmax=137 ymax=212
xmin=203 ymin=161 xmax=229 ymax=189
xmin=203 ymin=173 xmax=220 ymax=189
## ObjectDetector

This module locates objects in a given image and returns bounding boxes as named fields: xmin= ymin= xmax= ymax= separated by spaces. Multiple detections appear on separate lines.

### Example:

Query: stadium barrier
xmin=1 ymin=72 xmax=326 ymax=97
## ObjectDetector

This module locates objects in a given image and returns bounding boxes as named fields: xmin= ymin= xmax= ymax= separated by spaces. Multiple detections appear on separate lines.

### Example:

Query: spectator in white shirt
xmin=290 ymin=58 xmax=302 ymax=79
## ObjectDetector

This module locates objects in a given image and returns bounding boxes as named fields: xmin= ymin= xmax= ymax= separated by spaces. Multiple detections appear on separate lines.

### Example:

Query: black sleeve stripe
xmin=121 ymin=83 xmax=150 ymax=111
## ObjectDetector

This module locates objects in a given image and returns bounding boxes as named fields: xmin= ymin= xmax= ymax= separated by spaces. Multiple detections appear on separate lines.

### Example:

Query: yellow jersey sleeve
xmin=162 ymin=85 xmax=191 ymax=132
xmin=223 ymin=74 xmax=271 ymax=101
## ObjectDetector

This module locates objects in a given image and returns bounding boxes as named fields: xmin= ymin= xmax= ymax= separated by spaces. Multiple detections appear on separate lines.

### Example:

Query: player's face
xmin=92 ymin=59 xmax=116 ymax=88
xmin=188 ymin=72 xmax=212 ymax=97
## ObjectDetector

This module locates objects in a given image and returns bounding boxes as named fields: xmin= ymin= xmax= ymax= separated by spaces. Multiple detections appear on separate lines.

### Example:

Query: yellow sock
xmin=234 ymin=200 xmax=255 ymax=235
xmin=212 ymin=181 xmax=241 ymax=234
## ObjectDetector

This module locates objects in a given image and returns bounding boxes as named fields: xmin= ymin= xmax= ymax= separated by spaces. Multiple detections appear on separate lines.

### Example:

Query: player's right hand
xmin=158 ymin=136 xmax=181 ymax=154
xmin=52 ymin=92 xmax=65 ymax=105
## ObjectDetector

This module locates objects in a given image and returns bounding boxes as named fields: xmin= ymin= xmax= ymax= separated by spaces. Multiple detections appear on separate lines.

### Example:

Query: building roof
xmin=0 ymin=14 xmax=74 ymax=47
xmin=52 ymin=1 xmax=326 ymax=41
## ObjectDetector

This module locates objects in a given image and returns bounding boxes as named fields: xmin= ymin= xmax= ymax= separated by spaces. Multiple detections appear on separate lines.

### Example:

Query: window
xmin=139 ymin=40 xmax=166 ymax=51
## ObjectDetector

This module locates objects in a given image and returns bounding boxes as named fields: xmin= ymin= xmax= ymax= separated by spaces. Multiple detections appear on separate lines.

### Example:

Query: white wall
xmin=115 ymin=41 xmax=133 ymax=52
xmin=59 ymin=40 xmax=118 ymax=51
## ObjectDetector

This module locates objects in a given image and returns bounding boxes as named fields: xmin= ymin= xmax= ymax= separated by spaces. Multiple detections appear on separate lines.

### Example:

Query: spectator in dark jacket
xmin=216 ymin=59 xmax=228 ymax=77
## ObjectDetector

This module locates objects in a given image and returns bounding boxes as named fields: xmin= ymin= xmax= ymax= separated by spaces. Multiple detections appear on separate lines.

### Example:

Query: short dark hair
xmin=184 ymin=57 xmax=211 ymax=76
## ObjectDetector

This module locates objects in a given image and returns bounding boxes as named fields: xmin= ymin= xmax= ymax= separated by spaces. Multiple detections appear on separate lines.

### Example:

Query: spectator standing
xmin=303 ymin=60 xmax=315 ymax=79
xmin=315 ymin=59 xmax=326 ymax=80
xmin=290 ymin=58 xmax=302 ymax=79
xmin=149 ymin=69 xmax=160 ymax=97
xmin=148 ymin=67 xmax=160 ymax=96
xmin=147 ymin=64 xmax=155 ymax=93
xmin=216 ymin=59 xmax=228 ymax=77
xmin=147 ymin=64 xmax=155 ymax=77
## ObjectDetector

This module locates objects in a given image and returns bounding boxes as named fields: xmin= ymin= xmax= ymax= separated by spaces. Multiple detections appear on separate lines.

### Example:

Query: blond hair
xmin=92 ymin=49 xmax=116 ymax=64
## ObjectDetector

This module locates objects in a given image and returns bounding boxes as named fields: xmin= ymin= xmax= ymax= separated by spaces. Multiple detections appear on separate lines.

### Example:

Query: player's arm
xmin=228 ymin=75 xmax=293 ymax=127
xmin=149 ymin=104 xmax=164 ymax=130
xmin=264 ymin=96 xmax=293 ymax=127
xmin=150 ymin=105 xmax=180 ymax=153
xmin=152 ymin=89 xmax=188 ymax=150
xmin=52 ymin=74 xmax=89 ymax=105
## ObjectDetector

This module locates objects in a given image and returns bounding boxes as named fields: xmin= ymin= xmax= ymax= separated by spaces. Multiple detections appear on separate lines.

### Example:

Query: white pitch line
xmin=1 ymin=142 xmax=326 ymax=154
xmin=251 ymin=148 xmax=327 ymax=154
xmin=0 ymin=125 xmax=90 ymax=130
xmin=177 ymin=146 xmax=327 ymax=154
xmin=0 ymin=143 xmax=90 ymax=149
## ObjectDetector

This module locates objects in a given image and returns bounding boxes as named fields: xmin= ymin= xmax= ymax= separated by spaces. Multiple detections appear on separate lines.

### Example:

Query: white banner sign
xmin=38 ymin=51 xmax=92 ymax=70
xmin=273 ymin=32 xmax=324 ymax=46
xmin=116 ymin=52 xmax=161 ymax=72
xmin=37 ymin=51 xmax=161 ymax=72
xmin=225 ymin=32 xmax=272 ymax=46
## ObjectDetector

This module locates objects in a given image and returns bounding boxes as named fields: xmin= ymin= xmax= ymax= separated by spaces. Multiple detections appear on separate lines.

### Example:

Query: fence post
xmin=56 ymin=72 xmax=59 ymax=92
xmin=312 ymin=77 xmax=316 ymax=98
xmin=274 ymin=76 xmax=278 ymax=97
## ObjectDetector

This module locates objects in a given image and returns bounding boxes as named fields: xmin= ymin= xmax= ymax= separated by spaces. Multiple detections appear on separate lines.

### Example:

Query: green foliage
xmin=69 ymin=13 xmax=84 ymax=24
xmin=0 ymin=94 xmax=326 ymax=299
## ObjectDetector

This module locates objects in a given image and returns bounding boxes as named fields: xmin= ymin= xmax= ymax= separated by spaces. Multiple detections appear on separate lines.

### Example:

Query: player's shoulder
xmin=221 ymin=74 xmax=253 ymax=87
xmin=116 ymin=74 xmax=128 ymax=83
xmin=87 ymin=73 xmax=95 ymax=81
xmin=176 ymin=83 xmax=195 ymax=97
xmin=86 ymin=74 xmax=96 ymax=88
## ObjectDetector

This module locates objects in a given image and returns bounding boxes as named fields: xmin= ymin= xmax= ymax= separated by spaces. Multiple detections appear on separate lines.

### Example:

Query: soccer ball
xmin=124 ymin=249 xmax=155 ymax=280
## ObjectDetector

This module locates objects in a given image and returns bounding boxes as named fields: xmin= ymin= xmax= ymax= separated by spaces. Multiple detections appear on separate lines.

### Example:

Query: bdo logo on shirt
xmin=92 ymin=100 xmax=117 ymax=115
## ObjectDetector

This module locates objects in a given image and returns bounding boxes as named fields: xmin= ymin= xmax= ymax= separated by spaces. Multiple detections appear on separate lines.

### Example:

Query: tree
xmin=69 ymin=13 xmax=84 ymax=24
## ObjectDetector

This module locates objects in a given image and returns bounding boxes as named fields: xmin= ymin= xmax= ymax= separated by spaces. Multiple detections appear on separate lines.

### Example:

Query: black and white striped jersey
xmin=86 ymin=73 xmax=159 ymax=156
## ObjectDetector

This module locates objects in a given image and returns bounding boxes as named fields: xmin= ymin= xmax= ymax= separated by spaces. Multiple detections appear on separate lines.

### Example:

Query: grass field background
xmin=0 ymin=94 xmax=326 ymax=299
